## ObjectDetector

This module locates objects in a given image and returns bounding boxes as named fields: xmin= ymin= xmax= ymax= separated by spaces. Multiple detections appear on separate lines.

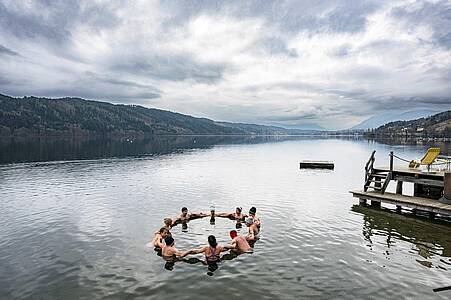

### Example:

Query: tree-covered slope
xmin=364 ymin=110 xmax=451 ymax=138
xmin=0 ymin=94 xmax=306 ymax=137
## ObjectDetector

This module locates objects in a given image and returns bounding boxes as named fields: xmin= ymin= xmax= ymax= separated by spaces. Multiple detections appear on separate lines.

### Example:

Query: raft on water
xmin=299 ymin=160 xmax=334 ymax=169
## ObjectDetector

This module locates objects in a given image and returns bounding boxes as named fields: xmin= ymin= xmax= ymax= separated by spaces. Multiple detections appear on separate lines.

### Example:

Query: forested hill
xmin=0 ymin=94 xmax=311 ymax=137
xmin=365 ymin=110 xmax=451 ymax=138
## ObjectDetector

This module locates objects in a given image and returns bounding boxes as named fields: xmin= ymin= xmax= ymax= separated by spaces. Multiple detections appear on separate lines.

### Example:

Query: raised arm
xmin=183 ymin=247 xmax=206 ymax=257
xmin=190 ymin=212 xmax=208 ymax=219
xmin=215 ymin=212 xmax=233 ymax=218
xmin=223 ymin=244 xmax=235 ymax=250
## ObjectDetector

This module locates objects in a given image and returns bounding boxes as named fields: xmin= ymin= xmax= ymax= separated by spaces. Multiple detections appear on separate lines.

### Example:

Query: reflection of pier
xmin=351 ymin=150 xmax=451 ymax=218
xmin=351 ymin=205 xmax=451 ymax=258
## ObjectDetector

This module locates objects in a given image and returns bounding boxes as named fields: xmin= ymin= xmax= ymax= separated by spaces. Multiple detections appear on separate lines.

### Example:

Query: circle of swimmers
xmin=150 ymin=206 xmax=261 ymax=267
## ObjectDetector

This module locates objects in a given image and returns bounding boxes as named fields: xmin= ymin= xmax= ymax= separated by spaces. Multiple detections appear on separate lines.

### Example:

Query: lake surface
xmin=1 ymin=137 xmax=451 ymax=299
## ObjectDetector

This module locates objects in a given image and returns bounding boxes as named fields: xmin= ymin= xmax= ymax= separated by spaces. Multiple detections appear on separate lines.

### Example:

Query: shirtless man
xmin=216 ymin=207 xmax=246 ymax=221
xmin=151 ymin=227 xmax=169 ymax=248
xmin=248 ymin=207 xmax=261 ymax=228
xmin=173 ymin=207 xmax=207 ymax=224
xmin=245 ymin=217 xmax=260 ymax=244
xmin=229 ymin=230 xmax=252 ymax=253
xmin=161 ymin=236 xmax=190 ymax=260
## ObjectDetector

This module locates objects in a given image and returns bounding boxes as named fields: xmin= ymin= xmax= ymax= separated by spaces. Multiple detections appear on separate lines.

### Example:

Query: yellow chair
xmin=409 ymin=147 xmax=440 ymax=170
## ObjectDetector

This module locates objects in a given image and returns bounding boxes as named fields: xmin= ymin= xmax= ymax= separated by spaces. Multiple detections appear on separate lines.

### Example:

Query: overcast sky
xmin=0 ymin=0 xmax=450 ymax=129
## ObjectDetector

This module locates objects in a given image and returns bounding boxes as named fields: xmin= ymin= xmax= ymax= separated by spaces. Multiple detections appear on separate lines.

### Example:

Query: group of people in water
xmin=150 ymin=206 xmax=261 ymax=270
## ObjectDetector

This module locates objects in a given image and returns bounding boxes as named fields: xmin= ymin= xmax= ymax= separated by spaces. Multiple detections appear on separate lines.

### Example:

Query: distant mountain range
xmin=351 ymin=109 xmax=440 ymax=130
xmin=0 ymin=94 xmax=321 ymax=137
xmin=365 ymin=110 xmax=451 ymax=138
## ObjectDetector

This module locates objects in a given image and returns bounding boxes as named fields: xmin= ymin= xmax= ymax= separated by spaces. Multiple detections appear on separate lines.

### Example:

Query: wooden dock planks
xmin=350 ymin=190 xmax=451 ymax=215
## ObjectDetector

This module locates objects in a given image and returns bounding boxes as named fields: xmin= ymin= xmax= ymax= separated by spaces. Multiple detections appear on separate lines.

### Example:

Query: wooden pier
xmin=351 ymin=150 xmax=451 ymax=217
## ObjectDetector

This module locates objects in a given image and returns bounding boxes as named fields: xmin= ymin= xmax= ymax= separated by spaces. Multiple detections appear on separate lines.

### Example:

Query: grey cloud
xmin=84 ymin=71 xmax=161 ymax=92
xmin=0 ymin=2 xmax=71 ymax=43
xmin=158 ymin=0 xmax=380 ymax=34
xmin=0 ymin=1 xmax=121 ymax=47
xmin=259 ymin=37 xmax=299 ymax=57
xmin=264 ymin=113 xmax=318 ymax=121
xmin=0 ymin=44 xmax=19 ymax=56
xmin=111 ymin=55 xmax=225 ymax=83
xmin=391 ymin=0 xmax=451 ymax=48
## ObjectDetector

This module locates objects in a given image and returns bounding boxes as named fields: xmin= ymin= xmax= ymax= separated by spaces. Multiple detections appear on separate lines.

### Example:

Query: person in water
xmin=229 ymin=230 xmax=253 ymax=253
xmin=248 ymin=207 xmax=261 ymax=228
xmin=152 ymin=227 xmax=169 ymax=248
xmin=174 ymin=207 xmax=207 ymax=224
xmin=187 ymin=235 xmax=233 ymax=263
xmin=216 ymin=207 xmax=246 ymax=221
xmin=161 ymin=236 xmax=190 ymax=260
xmin=245 ymin=217 xmax=260 ymax=244
xmin=163 ymin=218 xmax=173 ymax=230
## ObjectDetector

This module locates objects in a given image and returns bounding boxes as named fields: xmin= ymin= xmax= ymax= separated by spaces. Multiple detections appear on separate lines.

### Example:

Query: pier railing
xmin=364 ymin=150 xmax=376 ymax=186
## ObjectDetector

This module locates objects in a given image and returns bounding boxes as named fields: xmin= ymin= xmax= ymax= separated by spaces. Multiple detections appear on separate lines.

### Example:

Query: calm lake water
xmin=1 ymin=136 xmax=451 ymax=299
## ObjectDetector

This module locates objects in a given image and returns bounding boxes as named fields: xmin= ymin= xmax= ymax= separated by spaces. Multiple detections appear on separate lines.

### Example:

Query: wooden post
xmin=440 ymin=171 xmax=451 ymax=204
xmin=390 ymin=151 xmax=394 ymax=174
xmin=396 ymin=205 xmax=402 ymax=213
xmin=371 ymin=200 xmax=381 ymax=208
xmin=414 ymin=183 xmax=424 ymax=197
xmin=396 ymin=181 xmax=403 ymax=195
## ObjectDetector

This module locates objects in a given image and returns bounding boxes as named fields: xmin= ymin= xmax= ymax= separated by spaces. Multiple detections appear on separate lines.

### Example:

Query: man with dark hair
xmin=174 ymin=207 xmax=207 ymax=224
xmin=248 ymin=206 xmax=261 ymax=228
xmin=161 ymin=236 xmax=191 ymax=260
xmin=151 ymin=227 xmax=169 ymax=248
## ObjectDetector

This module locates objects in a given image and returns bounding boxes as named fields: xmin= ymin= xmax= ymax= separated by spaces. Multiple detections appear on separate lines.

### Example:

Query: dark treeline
xmin=0 ymin=94 xmax=319 ymax=137
xmin=364 ymin=110 xmax=451 ymax=139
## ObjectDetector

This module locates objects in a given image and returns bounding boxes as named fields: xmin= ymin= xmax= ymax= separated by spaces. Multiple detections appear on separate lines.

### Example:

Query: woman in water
xmin=187 ymin=235 xmax=233 ymax=263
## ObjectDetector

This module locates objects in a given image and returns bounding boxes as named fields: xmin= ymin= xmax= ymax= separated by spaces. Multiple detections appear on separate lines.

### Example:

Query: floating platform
xmin=350 ymin=190 xmax=451 ymax=216
xmin=299 ymin=160 xmax=334 ymax=169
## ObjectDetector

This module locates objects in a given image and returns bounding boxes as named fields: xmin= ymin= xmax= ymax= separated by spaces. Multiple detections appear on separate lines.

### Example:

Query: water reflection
xmin=367 ymin=137 xmax=451 ymax=154
xmin=0 ymin=135 xmax=323 ymax=164
xmin=352 ymin=205 xmax=451 ymax=268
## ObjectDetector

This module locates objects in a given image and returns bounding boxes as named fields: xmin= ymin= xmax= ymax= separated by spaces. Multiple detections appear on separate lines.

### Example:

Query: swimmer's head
xmin=236 ymin=207 xmax=242 ymax=214
xmin=181 ymin=207 xmax=188 ymax=216
xmin=164 ymin=218 xmax=172 ymax=227
xmin=230 ymin=230 xmax=238 ymax=239
xmin=159 ymin=227 xmax=169 ymax=238
xmin=208 ymin=235 xmax=217 ymax=248
xmin=164 ymin=236 xmax=174 ymax=246
xmin=245 ymin=217 xmax=254 ymax=226
xmin=249 ymin=207 xmax=257 ymax=216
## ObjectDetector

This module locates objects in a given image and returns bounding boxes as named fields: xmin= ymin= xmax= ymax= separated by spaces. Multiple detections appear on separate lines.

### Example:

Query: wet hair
xmin=164 ymin=236 xmax=174 ymax=246
xmin=208 ymin=235 xmax=217 ymax=248
xmin=164 ymin=218 xmax=172 ymax=226
xmin=249 ymin=207 xmax=257 ymax=215
xmin=159 ymin=227 xmax=168 ymax=234
xmin=230 ymin=230 xmax=237 ymax=239
xmin=236 ymin=207 xmax=242 ymax=213
xmin=181 ymin=207 xmax=188 ymax=212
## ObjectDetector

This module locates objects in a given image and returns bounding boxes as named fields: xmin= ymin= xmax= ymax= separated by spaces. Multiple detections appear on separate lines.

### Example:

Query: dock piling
xmin=440 ymin=171 xmax=451 ymax=204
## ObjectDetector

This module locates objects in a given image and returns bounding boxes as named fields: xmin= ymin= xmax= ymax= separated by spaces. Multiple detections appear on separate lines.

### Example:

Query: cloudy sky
xmin=0 ymin=0 xmax=450 ymax=129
